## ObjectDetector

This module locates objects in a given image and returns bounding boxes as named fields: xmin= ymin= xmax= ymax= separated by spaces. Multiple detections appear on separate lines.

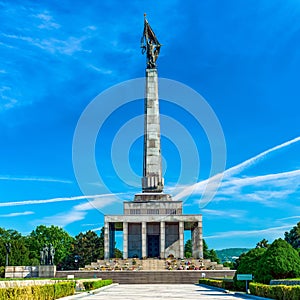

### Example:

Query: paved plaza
xmin=65 ymin=284 xmax=256 ymax=300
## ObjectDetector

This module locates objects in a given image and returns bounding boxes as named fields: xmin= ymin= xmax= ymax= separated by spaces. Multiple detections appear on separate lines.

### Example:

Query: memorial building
xmin=104 ymin=16 xmax=203 ymax=260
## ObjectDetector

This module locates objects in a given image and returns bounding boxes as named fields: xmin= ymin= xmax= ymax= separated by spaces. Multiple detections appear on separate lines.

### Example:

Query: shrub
xmin=82 ymin=279 xmax=113 ymax=291
xmin=0 ymin=281 xmax=75 ymax=300
xmin=199 ymin=278 xmax=233 ymax=290
xmin=0 ymin=267 xmax=5 ymax=278
xmin=199 ymin=278 xmax=223 ymax=288
xmin=250 ymin=282 xmax=300 ymax=300
xmin=255 ymin=239 xmax=300 ymax=284
xmin=233 ymin=247 xmax=266 ymax=290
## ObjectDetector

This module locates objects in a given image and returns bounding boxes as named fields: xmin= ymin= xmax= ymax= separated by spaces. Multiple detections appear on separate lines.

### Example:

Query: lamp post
xmin=5 ymin=243 xmax=11 ymax=266
xmin=74 ymin=255 xmax=80 ymax=270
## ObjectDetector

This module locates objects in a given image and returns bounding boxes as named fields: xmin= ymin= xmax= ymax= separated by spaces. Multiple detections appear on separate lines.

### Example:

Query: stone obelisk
xmin=104 ymin=16 xmax=203 ymax=260
xmin=142 ymin=68 xmax=164 ymax=192
xmin=134 ymin=14 xmax=170 ymax=202
xmin=141 ymin=15 xmax=163 ymax=193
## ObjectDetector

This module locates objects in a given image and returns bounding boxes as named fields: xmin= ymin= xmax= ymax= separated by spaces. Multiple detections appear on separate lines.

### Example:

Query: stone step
xmin=57 ymin=270 xmax=236 ymax=284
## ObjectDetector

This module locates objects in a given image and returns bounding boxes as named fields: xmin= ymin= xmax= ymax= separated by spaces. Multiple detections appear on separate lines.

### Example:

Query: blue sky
xmin=0 ymin=0 xmax=299 ymax=250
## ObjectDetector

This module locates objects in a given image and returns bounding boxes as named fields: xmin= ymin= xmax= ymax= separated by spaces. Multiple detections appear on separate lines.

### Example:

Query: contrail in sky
xmin=174 ymin=136 xmax=300 ymax=201
xmin=0 ymin=193 xmax=125 ymax=207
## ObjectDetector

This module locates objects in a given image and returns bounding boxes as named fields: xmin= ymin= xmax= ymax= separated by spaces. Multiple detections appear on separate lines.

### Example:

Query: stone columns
xmin=123 ymin=222 xmax=128 ymax=259
xmin=160 ymin=221 xmax=165 ymax=258
xmin=104 ymin=222 xmax=109 ymax=259
xmin=179 ymin=221 xmax=184 ymax=258
xmin=192 ymin=221 xmax=203 ymax=258
xmin=142 ymin=222 xmax=147 ymax=258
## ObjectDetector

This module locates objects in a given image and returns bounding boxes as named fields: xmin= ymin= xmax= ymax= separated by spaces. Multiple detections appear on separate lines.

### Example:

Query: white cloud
xmin=33 ymin=195 xmax=122 ymax=228
xmin=34 ymin=12 xmax=61 ymax=30
xmin=204 ymin=224 xmax=293 ymax=240
xmin=0 ymin=193 xmax=122 ymax=207
xmin=174 ymin=137 xmax=300 ymax=208
xmin=87 ymin=64 xmax=113 ymax=75
xmin=74 ymin=196 xmax=121 ymax=211
xmin=0 ymin=211 xmax=34 ymax=217
xmin=0 ymin=175 xmax=72 ymax=184
xmin=34 ymin=211 xmax=86 ymax=227
xmin=202 ymin=209 xmax=246 ymax=219
xmin=3 ymin=33 xmax=87 ymax=55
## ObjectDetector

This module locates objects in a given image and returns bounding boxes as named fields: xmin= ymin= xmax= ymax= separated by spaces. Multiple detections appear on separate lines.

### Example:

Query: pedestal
xmin=39 ymin=265 xmax=56 ymax=278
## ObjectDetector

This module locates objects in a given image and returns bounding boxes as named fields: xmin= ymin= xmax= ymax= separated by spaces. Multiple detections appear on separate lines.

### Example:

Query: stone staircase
xmin=83 ymin=257 xmax=229 ymax=271
xmin=141 ymin=259 xmax=165 ymax=270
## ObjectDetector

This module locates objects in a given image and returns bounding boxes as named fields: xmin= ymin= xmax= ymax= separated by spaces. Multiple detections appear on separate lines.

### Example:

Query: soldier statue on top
xmin=141 ymin=14 xmax=161 ymax=69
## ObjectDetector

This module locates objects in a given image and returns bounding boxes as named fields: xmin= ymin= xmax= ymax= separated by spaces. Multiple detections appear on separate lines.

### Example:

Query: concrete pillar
xmin=192 ymin=221 xmax=203 ymax=258
xmin=198 ymin=221 xmax=203 ymax=259
xmin=142 ymin=222 xmax=147 ymax=258
xmin=142 ymin=68 xmax=164 ymax=193
xmin=123 ymin=222 xmax=128 ymax=259
xmin=179 ymin=221 xmax=184 ymax=258
xmin=160 ymin=221 xmax=165 ymax=258
xmin=104 ymin=222 xmax=109 ymax=259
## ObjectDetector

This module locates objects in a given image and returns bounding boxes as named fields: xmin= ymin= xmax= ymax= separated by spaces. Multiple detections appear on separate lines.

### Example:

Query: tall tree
xmin=255 ymin=238 xmax=300 ymax=284
xmin=184 ymin=239 xmax=192 ymax=258
xmin=61 ymin=229 xmax=104 ymax=270
xmin=256 ymin=238 xmax=269 ymax=249
xmin=203 ymin=240 xmax=220 ymax=263
xmin=27 ymin=225 xmax=74 ymax=265
xmin=233 ymin=247 xmax=267 ymax=290
xmin=184 ymin=239 xmax=220 ymax=262
xmin=0 ymin=228 xmax=31 ymax=267
xmin=284 ymin=222 xmax=300 ymax=250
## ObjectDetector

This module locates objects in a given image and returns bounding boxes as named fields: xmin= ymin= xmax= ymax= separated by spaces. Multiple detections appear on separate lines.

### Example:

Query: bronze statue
xmin=40 ymin=244 xmax=55 ymax=265
xmin=49 ymin=244 xmax=55 ymax=265
xmin=141 ymin=14 xmax=161 ymax=69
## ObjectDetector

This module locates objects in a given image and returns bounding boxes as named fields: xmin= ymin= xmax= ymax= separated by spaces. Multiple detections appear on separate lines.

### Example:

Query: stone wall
xmin=56 ymin=270 xmax=235 ymax=284
xmin=128 ymin=223 xmax=142 ymax=258
xmin=5 ymin=266 xmax=38 ymax=278
xmin=165 ymin=223 xmax=179 ymax=257
xmin=5 ymin=265 xmax=56 ymax=278
xmin=0 ymin=279 xmax=60 ymax=288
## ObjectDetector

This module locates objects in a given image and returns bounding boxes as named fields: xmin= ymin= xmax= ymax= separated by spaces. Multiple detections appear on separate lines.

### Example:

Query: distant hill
xmin=216 ymin=248 xmax=250 ymax=263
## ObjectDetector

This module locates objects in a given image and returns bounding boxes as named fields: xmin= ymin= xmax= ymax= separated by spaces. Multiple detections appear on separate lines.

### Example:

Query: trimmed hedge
xmin=250 ymin=282 xmax=300 ymax=300
xmin=0 ymin=281 xmax=75 ymax=300
xmin=82 ymin=279 xmax=113 ymax=291
xmin=199 ymin=278 xmax=234 ymax=290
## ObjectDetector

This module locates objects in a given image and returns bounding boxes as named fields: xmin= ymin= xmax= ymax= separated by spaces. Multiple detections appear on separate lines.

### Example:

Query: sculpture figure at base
xmin=40 ymin=244 xmax=55 ymax=265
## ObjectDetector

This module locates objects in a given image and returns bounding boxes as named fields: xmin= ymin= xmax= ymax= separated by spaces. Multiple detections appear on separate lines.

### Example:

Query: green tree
xmin=203 ymin=239 xmax=209 ymax=258
xmin=184 ymin=239 xmax=192 ymax=258
xmin=27 ymin=225 xmax=74 ymax=266
xmin=0 ymin=228 xmax=31 ymax=266
xmin=223 ymin=261 xmax=235 ymax=269
xmin=114 ymin=247 xmax=123 ymax=259
xmin=62 ymin=229 xmax=104 ymax=270
xmin=256 ymin=238 xmax=269 ymax=249
xmin=255 ymin=238 xmax=300 ymax=284
xmin=284 ymin=222 xmax=300 ymax=249
xmin=233 ymin=247 xmax=266 ymax=290
xmin=203 ymin=240 xmax=220 ymax=263
xmin=207 ymin=249 xmax=220 ymax=264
